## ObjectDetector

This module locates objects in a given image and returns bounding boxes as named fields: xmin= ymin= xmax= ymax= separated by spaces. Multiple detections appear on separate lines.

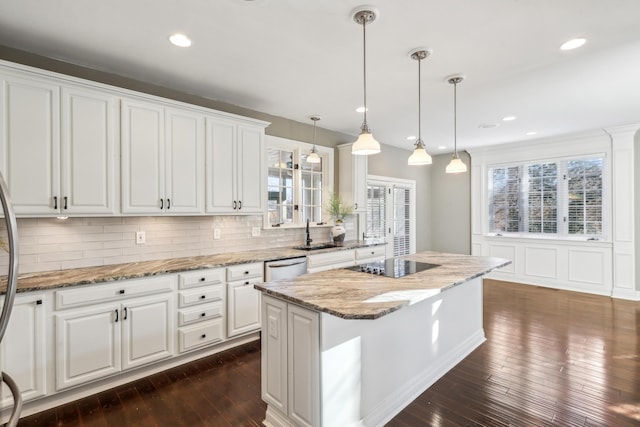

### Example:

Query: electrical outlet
xmin=135 ymin=231 xmax=146 ymax=245
xmin=252 ymin=227 xmax=261 ymax=237
xmin=213 ymin=228 xmax=221 ymax=240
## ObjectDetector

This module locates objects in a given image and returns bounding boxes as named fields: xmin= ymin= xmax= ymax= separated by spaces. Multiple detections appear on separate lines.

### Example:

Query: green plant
xmin=326 ymin=193 xmax=353 ymax=220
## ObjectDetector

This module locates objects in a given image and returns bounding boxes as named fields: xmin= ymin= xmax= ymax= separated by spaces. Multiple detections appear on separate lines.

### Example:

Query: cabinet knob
xmin=36 ymin=299 xmax=43 ymax=305
xmin=201 ymin=334 xmax=206 ymax=339
xmin=244 ymin=271 xmax=250 ymax=275
xmin=200 ymin=295 xmax=206 ymax=299
xmin=201 ymin=313 xmax=206 ymax=317
xmin=245 ymin=281 xmax=250 ymax=285
xmin=200 ymin=277 xmax=206 ymax=282
xmin=119 ymin=289 xmax=125 ymax=294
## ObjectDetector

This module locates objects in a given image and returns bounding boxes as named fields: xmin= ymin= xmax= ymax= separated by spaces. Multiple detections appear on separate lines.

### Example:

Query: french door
xmin=366 ymin=176 xmax=416 ymax=256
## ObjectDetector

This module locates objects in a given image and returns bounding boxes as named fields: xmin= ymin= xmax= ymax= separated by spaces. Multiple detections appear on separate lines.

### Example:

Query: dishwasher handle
xmin=267 ymin=259 xmax=307 ymax=268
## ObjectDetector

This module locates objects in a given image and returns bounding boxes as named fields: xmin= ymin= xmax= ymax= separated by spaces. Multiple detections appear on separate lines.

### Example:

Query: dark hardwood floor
xmin=18 ymin=280 xmax=640 ymax=426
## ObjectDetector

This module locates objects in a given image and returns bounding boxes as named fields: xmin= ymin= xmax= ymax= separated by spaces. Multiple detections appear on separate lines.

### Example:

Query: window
xmin=366 ymin=177 xmax=416 ymax=256
xmin=265 ymin=136 xmax=333 ymax=227
xmin=488 ymin=156 xmax=605 ymax=238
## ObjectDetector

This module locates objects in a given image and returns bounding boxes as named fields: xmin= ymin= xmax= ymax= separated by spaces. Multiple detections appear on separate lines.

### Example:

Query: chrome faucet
xmin=306 ymin=218 xmax=313 ymax=246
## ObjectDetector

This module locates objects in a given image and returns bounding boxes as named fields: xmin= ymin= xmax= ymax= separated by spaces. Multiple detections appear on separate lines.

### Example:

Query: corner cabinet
xmin=337 ymin=144 xmax=368 ymax=213
xmin=205 ymin=117 xmax=266 ymax=214
xmin=121 ymin=98 xmax=204 ymax=214
xmin=0 ymin=72 xmax=117 ymax=216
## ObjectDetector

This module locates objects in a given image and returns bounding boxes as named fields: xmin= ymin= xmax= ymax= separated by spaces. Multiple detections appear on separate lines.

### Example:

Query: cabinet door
xmin=121 ymin=294 xmax=174 ymax=370
xmin=227 ymin=277 xmax=262 ymax=337
xmin=205 ymin=117 xmax=237 ymax=213
xmin=261 ymin=296 xmax=288 ymax=415
xmin=0 ymin=74 xmax=60 ymax=215
xmin=121 ymin=98 xmax=165 ymax=213
xmin=165 ymin=108 xmax=204 ymax=213
xmin=55 ymin=303 xmax=121 ymax=390
xmin=236 ymin=124 xmax=264 ymax=214
xmin=61 ymin=86 xmax=117 ymax=214
xmin=288 ymin=304 xmax=320 ymax=427
xmin=0 ymin=294 xmax=46 ymax=408
xmin=352 ymin=153 xmax=368 ymax=213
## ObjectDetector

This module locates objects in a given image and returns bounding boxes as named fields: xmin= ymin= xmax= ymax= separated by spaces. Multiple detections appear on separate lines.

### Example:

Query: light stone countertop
xmin=254 ymin=251 xmax=510 ymax=320
xmin=0 ymin=240 xmax=383 ymax=294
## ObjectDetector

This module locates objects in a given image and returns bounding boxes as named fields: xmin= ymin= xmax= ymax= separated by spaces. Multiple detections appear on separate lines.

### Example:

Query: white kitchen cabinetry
xmin=177 ymin=268 xmax=226 ymax=353
xmin=355 ymin=245 xmax=386 ymax=263
xmin=121 ymin=98 xmax=204 ymax=214
xmin=306 ymin=249 xmax=355 ymax=274
xmin=54 ymin=276 xmax=175 ymax=390
xmin=262 ymin=296 xmax=320 ymax=427
xmin=0 ymin=293 xmax=47 ymax=409
xmin=337 ymin=143 xmax=368 ymax=213
xmin=206 ymin=117 xmax=265 ymax=214
xmin=0 ymin=73 xmax=118 ymax=216
xmin=227 ymin=262 xmax=264 ymax=337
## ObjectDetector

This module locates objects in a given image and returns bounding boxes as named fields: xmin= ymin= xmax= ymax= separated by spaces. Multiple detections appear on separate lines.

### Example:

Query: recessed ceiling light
xmin=355 ymin=106 xmax=368 ymax=113
xmin=407 ymin=136 xmax=416 ymax=141
xmin=169 ymin=33 xmax=192 ymax=47
xmin=478 ymin=123 xmax=499 ymax=129
xmin=560 ymin=38 xmax=586 ymax=51
xmin=502 ymin=116 xmax=517 ymax=122
xmin=437 ymin=146 xmax=447 ymax=150
xmin=526 ymin=131 xmax=537 ymax=136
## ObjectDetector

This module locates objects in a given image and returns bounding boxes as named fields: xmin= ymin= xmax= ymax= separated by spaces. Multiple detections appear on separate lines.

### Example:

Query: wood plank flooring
xmin=18 ymin=280 xmax=640 ymax=426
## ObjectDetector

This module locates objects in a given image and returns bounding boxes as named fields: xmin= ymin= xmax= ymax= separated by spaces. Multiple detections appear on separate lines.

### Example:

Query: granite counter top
xmin=0 ymin=240 xmax=384 ymax=294
xmin=255 ymin=251 xmax=510 ymax=320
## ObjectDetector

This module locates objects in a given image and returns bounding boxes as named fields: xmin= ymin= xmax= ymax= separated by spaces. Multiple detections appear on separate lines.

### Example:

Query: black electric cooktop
xmin=346 ymin=258 xmax=441 ymax=278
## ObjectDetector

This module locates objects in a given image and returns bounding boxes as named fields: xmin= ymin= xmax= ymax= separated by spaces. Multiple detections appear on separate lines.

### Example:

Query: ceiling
xmin=1 ymin=0 xmax=639 ymax=154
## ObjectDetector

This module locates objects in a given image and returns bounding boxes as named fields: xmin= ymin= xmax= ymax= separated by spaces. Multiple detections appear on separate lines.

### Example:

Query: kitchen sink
xmin=293 ymin=243 xmax=338 ymax=251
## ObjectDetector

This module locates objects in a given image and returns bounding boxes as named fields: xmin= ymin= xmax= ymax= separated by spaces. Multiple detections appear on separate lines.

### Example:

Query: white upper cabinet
xmin=0 ymin=72 xmax=118 ymax=216
xmin=62 ymin=85 xmax=117 ymax=214
xmin=206 ymin=117 xmax=265 ymax=214
xmin=338 ymin=144 xmax=367 ymax=213
xmin=121 ymin=98 xmax=204 ymax=214
xmin=0 ymin=73 xmax=60 ymax=215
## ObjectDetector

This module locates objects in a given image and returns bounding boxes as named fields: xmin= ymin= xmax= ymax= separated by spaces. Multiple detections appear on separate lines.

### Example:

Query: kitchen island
xmin=255 ymin=251 xmax=510 ymax=427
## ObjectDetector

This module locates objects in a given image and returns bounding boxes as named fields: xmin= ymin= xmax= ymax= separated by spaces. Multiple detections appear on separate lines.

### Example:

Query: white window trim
xmin=264 ymin=135 xmax=334 ymax=229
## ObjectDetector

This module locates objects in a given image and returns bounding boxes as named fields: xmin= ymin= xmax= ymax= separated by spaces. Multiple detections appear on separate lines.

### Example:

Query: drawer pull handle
xmin=245 ymin=281 xmax=250 ymax=285
xmin=200 ymin=295 xmax=206 ymax=299
xmin=115 ymin=309 xmax=119 ymax=322
xmin=124 ymin=307 xmax=128 ymax=320
xmin=200 ymin=277 xmax=206 ymax=282
xmin=36 ymin=299 xmax=43 ymax=305
xmin=201 ymin=334 xmax=206 ymax=339
xmin=53 ymin=196 xmax=58 ymax=210
xmin=201 ymin=313 xmax=206 ymax=317
xmin=119 ymin=289 xmax=125 ymax=294
xmin=244 ymin=271 xmax=250 ymax=275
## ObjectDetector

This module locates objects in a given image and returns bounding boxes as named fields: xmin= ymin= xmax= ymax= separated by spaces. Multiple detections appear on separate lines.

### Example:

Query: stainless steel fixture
xmin=265 ymin=257 xmax=308 ymax=281
xmin=0 ymin=171 xmax=22 ymax=426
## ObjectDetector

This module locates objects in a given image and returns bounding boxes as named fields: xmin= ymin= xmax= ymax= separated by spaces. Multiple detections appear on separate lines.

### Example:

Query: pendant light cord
xmin=313 ymin=119 xmax=317 ymax=148
xmin=453 ymin=81 xmax=458 ymax=157
xmin=362 ymin=16 xmax=368 ymax=129
xmin=417 ymin=57 xmax=422 ymax=142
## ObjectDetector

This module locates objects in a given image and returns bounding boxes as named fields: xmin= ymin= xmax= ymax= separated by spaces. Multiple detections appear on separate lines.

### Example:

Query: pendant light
xmin=407 ymin=48 xmax=433 ymax=166
xmin=351 ymin=8 xmax=381 ymax=155
xmin=307 ymin=116 xmax=321 ymax=164
xmin=445 ymin=76 xmax=468 ymax=174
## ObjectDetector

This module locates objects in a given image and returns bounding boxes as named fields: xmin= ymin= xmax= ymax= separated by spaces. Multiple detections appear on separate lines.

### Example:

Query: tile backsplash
xmin=0 ymin=215 xmax=357 ymax=274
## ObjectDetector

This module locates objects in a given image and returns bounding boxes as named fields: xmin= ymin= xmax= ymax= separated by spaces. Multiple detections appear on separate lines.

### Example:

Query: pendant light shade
xmin=307 ymin=116 xmax=321 ymax=164
xmin=408 ymin=48 xmax=432 ymax=166
xmin=351 ymin=8 xmax=380 ymax=155
xmin=446 ymin=76 xmax=467 ymax=174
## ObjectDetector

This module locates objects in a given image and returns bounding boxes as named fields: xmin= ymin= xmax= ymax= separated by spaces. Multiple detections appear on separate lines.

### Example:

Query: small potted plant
xmin=326 ymin=193 xmax=353 ymax=244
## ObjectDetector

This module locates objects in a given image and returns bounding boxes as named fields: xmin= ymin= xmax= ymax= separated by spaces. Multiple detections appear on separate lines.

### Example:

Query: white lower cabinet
xmin=262 ymin=296 xmax=320 ymax=427
xmin=306 ymin=249 xmax=355 ymax=274
xmin=55 ymin=280 xmax=175 ymax=391
xmin=355 ymin=245 xmax=386 ymax=264
xmin=0 ymin=293 xmax=47 ymax=409
xmin=227 ymin=262 xmax=263 ymax=338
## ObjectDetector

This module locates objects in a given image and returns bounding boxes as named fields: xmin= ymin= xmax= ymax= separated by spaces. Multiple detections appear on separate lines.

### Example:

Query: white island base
xmin=260 ymin=276 xmax=485 ymax=427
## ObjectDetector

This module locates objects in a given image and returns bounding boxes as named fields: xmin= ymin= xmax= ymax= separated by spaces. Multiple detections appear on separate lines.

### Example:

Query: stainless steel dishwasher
xmin=265 ymin=257 xmax=308 ymax=281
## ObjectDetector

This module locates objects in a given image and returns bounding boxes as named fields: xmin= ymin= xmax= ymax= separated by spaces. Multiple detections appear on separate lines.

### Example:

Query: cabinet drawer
xmin=355 ymin=246 xmax=386 ymax=262
xmin=178 ymin=284 xmax=224 ymax=308
xmin=307 ymin=250 xmax=355 ymax=270
xmin=227 ymin=262 xmax=263 ymax=282
xmin=55 ymin=275 xmax=175 ymax=310
xmin=178 ymin=268 xmax=225 ymax=289
xmin=178 ymin=302 xmax=224 ymax=326
xmin=178 ymin=319 xmax=224 ymax=353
